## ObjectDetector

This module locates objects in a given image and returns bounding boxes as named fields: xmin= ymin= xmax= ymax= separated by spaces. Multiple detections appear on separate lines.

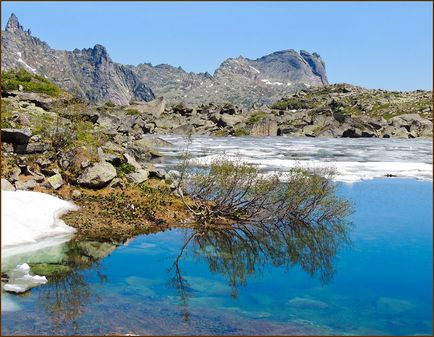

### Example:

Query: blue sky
xmin=1 ymin=1 xmax=432 ymax=90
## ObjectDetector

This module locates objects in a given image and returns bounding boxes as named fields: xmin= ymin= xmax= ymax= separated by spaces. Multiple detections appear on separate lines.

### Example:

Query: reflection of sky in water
xmin=153 ymin=136 xmax=433 ymax=182
xmin=1 ymin=179 xmax=432 ymax=335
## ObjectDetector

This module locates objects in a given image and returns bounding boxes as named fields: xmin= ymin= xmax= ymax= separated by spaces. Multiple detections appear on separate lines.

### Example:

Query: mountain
xmin=1 ymin=14 xmax=155 ymax=105
xmin=130 ymin=50 xmax=328 ymax=106
xmin=2 ymin=14 xmax=328 ymax=106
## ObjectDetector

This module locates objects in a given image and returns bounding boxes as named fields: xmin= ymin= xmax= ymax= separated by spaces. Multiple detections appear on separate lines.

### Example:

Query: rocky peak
xmin=5 ymin=13 xmax=24 ymax=33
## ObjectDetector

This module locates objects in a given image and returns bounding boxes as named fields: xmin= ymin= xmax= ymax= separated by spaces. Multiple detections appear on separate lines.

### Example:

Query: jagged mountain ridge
xmin=1 ymin=14 xmax=155 ymax=105
xmin=2 ymin=14 xmax=328 ymax=106
xmin=130 ymin=49 xmax=328 ymax=106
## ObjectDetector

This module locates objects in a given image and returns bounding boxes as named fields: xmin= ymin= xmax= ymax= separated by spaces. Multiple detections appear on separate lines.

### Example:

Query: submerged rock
xmin=3 ymin=263 xmax=47 ymax=293
xmin=287 ymin=297 xmax=329 ymax=309
xmin=30 ymin=263 xmax=71 ymax=277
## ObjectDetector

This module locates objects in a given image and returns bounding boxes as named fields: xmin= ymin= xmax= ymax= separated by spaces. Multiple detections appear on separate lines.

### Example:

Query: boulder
xmin=250 ymin=120 xmax=278 ymax=136
xmin=15 ymin=179 xmax=37 ymax=191
xmin=218 ymin=114 xmax=242 ymax=128
xmin=1 ymin=178 xmax=15 ymax=191
xmin=123 ymin=153 xmax=142 ymax=170
xmin=302 ymin=125 xmax=319 ymax=137
xmin=127 ymin=168 xmax=149 ymax=184
xmin=1 ymin=128 xmax=32 ymax=144
xmin=173 ymin=124 xmax=195 ymax=135
xmin=77 ymin=162 xmax=117 ymax=188
xmin=46 ymin=174 xmax=64 ymax=190
xmin=13 ymin=142 xmax=51 ymax=154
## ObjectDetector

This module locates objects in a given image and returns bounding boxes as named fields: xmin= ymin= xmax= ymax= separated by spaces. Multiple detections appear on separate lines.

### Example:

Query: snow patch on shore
xmin=1 ymin=191 xmax=78 ymax=249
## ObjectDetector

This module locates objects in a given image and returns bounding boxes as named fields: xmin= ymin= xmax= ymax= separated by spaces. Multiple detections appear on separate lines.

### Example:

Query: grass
xmin=246 ymin=111 xmax=267 ymax=125
xmin=1 ymin=69 xmax=63 ymax=96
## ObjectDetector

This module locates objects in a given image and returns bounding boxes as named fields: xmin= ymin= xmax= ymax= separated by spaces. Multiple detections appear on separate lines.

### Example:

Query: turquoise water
xmin=1 ymin=179 xmax=432 ymax=335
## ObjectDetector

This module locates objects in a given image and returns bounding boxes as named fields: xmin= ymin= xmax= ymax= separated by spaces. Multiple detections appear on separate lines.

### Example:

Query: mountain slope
xmin=1 ymin=14 xmax=154 ymax=105
xmin=130 ymin=49 xmax=328 ymax=106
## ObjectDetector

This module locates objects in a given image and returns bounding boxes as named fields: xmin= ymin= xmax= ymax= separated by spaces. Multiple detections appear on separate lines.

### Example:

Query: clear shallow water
xmin=153 ymin=136 xmax=433 ymax=182
xmin=2 ymin=179 xmax=432 ymax=335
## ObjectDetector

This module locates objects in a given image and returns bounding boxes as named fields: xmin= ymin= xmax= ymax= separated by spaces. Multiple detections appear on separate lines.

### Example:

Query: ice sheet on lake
xmin=153 ymin=136 xmax=433 ymax=183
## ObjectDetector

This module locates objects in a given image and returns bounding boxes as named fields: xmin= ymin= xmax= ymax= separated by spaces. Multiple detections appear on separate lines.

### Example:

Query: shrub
xmin=116 ymin=163 xmax=136 ymax=177
xmin=233 ymin=128 xmax=250 ymax=136
xmin=126 ymin=108 xmax=140 ymax=116
xmin=105 ymin=101 xmax=116 ymax=108
xmin=246 ymin=111 xmax=267 ymax=125
xmin=1 ymin=69 xmax=62 ymax=96
xmin=178 ymin=157 xmax=353 ymax=231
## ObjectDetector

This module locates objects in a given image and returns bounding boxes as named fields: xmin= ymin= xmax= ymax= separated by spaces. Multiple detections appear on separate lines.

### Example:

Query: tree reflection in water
xmin=169 ymin=212 xmax=352 ymax=320
xmin=36 ymin=241 xmax=112 ymax=333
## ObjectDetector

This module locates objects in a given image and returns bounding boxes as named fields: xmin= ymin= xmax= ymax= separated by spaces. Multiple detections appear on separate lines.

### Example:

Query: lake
xmin=1 ymin=137 xmax=432 ymax=335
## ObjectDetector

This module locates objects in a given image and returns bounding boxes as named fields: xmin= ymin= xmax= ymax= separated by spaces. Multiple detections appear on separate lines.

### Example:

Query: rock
xmin=133 ymin=96 xmax=165 ymax=118
xmin=77 ymin=162 xmax=117 ymax=188
xmin=1 ymin=178 xmax=15 ymax=191
xmin=147 ymin=165 xmax=167 ymax=179
xmin=132 ymin=137 xmax=173 ymax=149
xmin=394 ymin=127 xmax=409 ymax=138
xmin=173 ymin=124 xmax=195 ymax=135
xmin=71 ymin=190 xmax=82 ymax=198
xmin=127 ymin=169 xmax=149 ymax=184
xmin=46 ymin=173 xmax=64 ymax=190
xmin=15 ymin=179 xmax=37 ymax=191
xmin=36 ymin=158 xmax=52 ymax=169
xmin=376 ymin=297 xmax=414 ymax=315
xmin=1 ymin=128 xmax=32 ymax=144
xmin=250 ymin=120 xmax=278 ymax=136
xmin=342 ymin=128 xmax=363 ymax=138
xmin=123 ymin=153 xmax=142 ymax=170
xmin=218 ymin=114 xmax=242 ymax=128
xmin=108 ymin=178 xmax=126 ymax=189
xmin=287 ymin=297 xmax=329 ymax=309
xmin=155 ymin=118 xmax=179 ymax=129
xmin=76 ymin=241 xmax=116 ymax=260
xmin=302 ymin=125 xmax=319 ymax=137
xmin=80 ymin=160 xmax=91 ymax=169
xmin=3 ymin=263 xmax=47 ymax=293
xmin=13 ymin=142 xmax=51 ymax=154
xmin=41 ymin=167 xmax=60 ymax=177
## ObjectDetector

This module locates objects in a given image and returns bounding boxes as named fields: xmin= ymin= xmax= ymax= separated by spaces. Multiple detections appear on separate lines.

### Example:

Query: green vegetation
xmin=178 ymin=157 xmax=353 ymax=230
xmin=1 ymin=99 xmax=13 ymax=128
xmin=270 ymin=98 xmax=315 ymax=110
xmin=233 ymin=128 xmax=250 ymax=136
xmin=1 ymin=69 xmax=63 ymax=96
xmin=246 ymin=111 xmax=267 ymax=125
xmin=104 ymin=101 xmax=116 ymax=108
xmin=30 ymin=263 xmax=72 ymax=277
xmin=126 ymin=108 xmax=141 ymax=115
xmin=116 ymin=163 xmax=136 ymax=177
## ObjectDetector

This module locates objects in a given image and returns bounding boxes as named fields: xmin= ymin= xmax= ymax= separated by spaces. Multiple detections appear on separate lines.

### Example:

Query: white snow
xmin=249 ymin=66 xmax=260 ymax=74
xmin=1 ymin=190 xmax=78 ymax=249
xmin=304 ymin=83 xmax=311 ymax=88
xmin=261 ymin=79 xmax=284 ymax=86
xmin=17 ymin=57 xmax=37 ymax=73
xmin=287 ymin=82 xmax=292 ymax=86
xmin=3 ymin=263 xmax=47 ymax=293
xmin=16 ymin=51 xmax=22 ymax=57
